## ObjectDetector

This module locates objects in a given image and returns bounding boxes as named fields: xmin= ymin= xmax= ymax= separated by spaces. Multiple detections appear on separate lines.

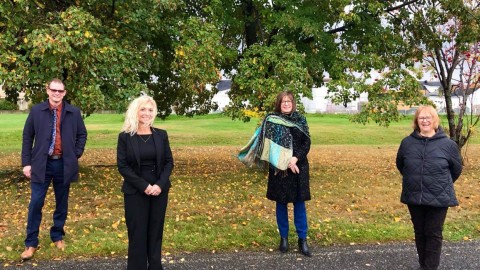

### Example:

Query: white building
xmin=301 ymin=87 xmax=369 ymax=113
xmin=0 ymin=84 xmax=28 ymax=110
xmin=211 ymin=80 xmax=369 ymax=114
xmin=210 ymin=79 xmax=479 ymax=114
xmin=420 ymin=80 xmax=480 ymax=114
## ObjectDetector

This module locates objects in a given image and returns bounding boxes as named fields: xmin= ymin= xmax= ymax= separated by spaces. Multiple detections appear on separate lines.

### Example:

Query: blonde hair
xmin=413 ymin=105 xmax=440 ymax=131
xmin=121 ymin=96 xmax=158 ymax=135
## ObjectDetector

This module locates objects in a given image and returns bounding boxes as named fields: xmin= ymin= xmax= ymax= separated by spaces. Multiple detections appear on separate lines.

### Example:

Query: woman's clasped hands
xmin=144 ymin=184 xmax=162 ymax=196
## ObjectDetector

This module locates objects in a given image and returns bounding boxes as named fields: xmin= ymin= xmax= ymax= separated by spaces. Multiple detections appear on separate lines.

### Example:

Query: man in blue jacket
xmin=20 ymin=78 xmax=87 ymax=260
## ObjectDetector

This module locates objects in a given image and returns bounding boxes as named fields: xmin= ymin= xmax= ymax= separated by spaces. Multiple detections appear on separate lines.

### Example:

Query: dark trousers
xmin=408 ymin=205 xmax=448 ymax=270
xmin=25 ymin=159 xmax=70 ymax=248
xmin=124 ymin=190 xmax=169 ymax=270
xmin=276 ymin=201 xmax=308 ymax=239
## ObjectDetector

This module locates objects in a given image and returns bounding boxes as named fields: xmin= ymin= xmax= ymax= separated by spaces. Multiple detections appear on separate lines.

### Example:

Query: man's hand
xmin=23 ymin=166 xmax=32 ymax=178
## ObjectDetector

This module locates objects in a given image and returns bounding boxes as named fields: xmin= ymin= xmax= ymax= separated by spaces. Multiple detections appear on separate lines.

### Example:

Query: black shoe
xmin=279 ymin=237 xmax=288 ymax=253
xmin=298 ymin=238 xmax=312 ymax=257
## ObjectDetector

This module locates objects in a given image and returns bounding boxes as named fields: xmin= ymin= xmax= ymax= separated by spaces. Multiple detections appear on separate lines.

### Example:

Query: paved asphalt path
xmin=4 ymin=241 xmax=479 ymax=270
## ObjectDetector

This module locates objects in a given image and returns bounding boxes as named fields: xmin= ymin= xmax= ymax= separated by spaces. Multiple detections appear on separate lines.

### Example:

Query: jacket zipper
xmin=420 ymin=138 xmax=428 ymax=204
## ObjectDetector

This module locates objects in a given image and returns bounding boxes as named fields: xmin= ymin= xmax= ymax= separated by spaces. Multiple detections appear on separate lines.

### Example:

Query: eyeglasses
xmin=418 ymin=116 xmax=432 ymax=122
xmin=281 ymin=100 xmax=292 ymax=105
xmin=48 ymin=88 xmax=66 ymax=94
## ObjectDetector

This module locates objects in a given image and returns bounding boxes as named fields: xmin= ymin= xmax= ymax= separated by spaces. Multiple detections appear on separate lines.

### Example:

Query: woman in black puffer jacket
xmin=396 ymin=105 xmax=462 ymax=270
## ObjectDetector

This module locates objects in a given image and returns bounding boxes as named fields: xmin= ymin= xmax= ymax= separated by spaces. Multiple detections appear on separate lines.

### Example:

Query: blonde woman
xmin=396 ymin=105 xmax=462 ymax=270
xmin=117 ymin=96 xmax=174 ymax=270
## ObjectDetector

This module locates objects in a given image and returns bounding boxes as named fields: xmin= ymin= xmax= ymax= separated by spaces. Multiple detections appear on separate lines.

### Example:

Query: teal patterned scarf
xmin=238 ymin=111 xmax=309 ymax=171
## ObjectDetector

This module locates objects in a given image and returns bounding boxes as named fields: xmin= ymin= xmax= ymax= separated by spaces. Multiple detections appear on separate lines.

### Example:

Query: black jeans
xmin=408 ymin=205 xmax=448 ymax=270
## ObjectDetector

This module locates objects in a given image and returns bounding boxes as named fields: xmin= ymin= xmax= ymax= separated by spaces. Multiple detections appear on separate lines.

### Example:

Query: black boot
xmin=298 ymin=238 xmax=312 ymax=257
xmin=279 ymin=237 xmax=288 ymax=253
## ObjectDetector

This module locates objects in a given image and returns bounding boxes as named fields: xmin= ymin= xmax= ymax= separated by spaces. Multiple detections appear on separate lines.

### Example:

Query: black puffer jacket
xmin=396 ymin=128 xmax=462 ymax=207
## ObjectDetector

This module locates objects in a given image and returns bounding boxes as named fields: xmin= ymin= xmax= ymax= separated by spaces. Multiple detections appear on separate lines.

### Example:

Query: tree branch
xmin=327 ymin=0 xmax=422 ymax=34
xmin=32 ymin=0 xmax=46 ymax=9
xmin=385 ymin=0 xmax=420 ymax=12
xmin=111 ymin=0 xmax=116 ymax=18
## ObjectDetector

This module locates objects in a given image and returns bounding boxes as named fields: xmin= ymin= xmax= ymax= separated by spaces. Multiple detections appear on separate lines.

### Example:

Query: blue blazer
xmin=21 ymin=100 xmax=88 ymax=184
xmin=117 ymin=127 xmax=174 ymax=194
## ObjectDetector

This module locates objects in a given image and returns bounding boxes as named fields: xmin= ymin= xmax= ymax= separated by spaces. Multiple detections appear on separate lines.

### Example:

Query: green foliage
xmin=348 ymin=70 xmax=432 ymax=127
xmin=316 ymin=0 xmax=480 ymax=155
xmin=171 ymin=17 xmax=237 ymax=116
xmin=1 ymin=3 xmax=150 ymax=115
xmin=0 ymin=0 xmax=206 ymax=117
xmin=1 ymin=0 xmax=479 ymax=155
xmin=226 ymin=41 xmax=313 ymax=121
xmin=379 ymin=0 xmax=480 ymax=151
xmin=0 ymin=99 xmax=17 ymax=110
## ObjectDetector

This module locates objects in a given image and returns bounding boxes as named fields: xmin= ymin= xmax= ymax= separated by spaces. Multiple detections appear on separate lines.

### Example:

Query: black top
xmin=137 ymin=134 xmax=157 ymax=184
xmin=117 ymin=128 xmax=174 ymax=194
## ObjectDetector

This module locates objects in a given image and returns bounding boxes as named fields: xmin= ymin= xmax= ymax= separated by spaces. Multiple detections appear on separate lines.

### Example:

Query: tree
xmin=393 ymin=0 xmax=480 ymax=154
xmin=0 ymin=0 xmax=230 ymax=117
xmin=338 ymin=0 xmax=480 ymax=156
xmin=186 ymin=0 xmax=434 ymax=122
xmin=2 ymin=0 xmax=479 ymax=156
xmin=1 ymin=1 xmax=149 ymax=115
xmin=215 ymin=0 xmax=479 ymax=155
xmin=219 ymin=0 xmax=345 ymax=120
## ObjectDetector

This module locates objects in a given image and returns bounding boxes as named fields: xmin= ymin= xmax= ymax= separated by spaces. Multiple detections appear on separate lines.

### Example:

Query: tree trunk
xmin=243 ymin=0 xmax=258 ymax=47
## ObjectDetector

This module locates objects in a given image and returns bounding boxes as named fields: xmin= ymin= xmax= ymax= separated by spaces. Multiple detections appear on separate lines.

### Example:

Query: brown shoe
xmin=53 ymin=240 xmax=65 ymax=251
xmin=20 ymin=247 xmax=36 ymax=260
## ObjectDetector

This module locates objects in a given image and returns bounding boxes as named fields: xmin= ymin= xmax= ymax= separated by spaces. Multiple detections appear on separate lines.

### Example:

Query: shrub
xmin=0 ymin=99 xmax=17 ymax=110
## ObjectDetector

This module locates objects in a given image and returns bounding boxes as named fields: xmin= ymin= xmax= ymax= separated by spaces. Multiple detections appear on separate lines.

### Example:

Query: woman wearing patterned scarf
xmin=238 ymin=91 xmax=312 ymax=256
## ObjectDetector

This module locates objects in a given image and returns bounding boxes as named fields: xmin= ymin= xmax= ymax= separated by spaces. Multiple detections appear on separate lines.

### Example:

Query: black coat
xmin=267 ymin=126 xmax=311 ymax=204
xmin=117 ymin=127 xmax=174 ymax=194
xmin=396 ymin=128 xmax=462 ymax=207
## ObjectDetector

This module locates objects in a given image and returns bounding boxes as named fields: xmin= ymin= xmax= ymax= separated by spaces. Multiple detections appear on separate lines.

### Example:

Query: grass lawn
xmin=0 ymin=113 xmax=479 ymax=264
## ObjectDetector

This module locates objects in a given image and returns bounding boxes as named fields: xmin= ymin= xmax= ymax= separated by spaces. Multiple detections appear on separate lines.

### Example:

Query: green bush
xmin=0 ymin=99 xmax=17 ymax=110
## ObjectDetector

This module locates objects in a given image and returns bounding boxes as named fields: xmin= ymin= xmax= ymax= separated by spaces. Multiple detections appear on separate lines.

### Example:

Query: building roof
xmin=216 ymin=80 xmax=232 ymax=91
xmin=420 ymin=80 xmax=478 ymax=96
xmin=420 ymin=80 xmax=443 ymax=96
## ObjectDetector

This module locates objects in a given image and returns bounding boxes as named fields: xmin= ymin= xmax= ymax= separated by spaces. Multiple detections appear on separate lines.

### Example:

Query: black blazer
xmin=117 ymin=127 xmax=174 ymax=194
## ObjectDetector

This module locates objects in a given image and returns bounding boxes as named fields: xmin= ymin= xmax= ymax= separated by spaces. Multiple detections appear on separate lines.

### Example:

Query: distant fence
xmin=0 ymin=110 xmax=28 ymax=114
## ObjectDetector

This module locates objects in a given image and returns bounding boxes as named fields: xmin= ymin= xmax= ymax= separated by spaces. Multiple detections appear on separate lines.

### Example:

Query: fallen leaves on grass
xmin=0 ymin=145 xmax=479 ymax=262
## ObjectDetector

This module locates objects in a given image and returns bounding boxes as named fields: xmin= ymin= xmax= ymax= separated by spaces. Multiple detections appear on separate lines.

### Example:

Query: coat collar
xmin=39 ymin=100 xmax=73 ymax=113
xmin=411 ymin=127 xmax=447 ymax=140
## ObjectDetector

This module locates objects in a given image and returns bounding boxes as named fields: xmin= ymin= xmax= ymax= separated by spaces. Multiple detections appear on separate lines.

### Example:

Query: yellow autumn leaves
xmin=111 ymin=218 xmax=125 ymax=238
xmin=0 ymin=144 xmax=479 ymax=262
